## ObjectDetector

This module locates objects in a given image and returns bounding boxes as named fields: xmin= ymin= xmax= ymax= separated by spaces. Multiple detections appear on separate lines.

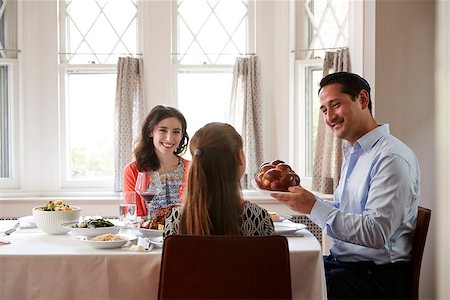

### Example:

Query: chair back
xmin=410 ymin=206 xmax=432 ymax=299
xmin=158 ymin=235 xmax=292 ymax=300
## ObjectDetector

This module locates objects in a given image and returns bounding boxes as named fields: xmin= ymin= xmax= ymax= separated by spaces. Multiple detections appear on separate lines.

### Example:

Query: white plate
xmin=149 ymin=236 xmax=164 ymax=247
xmin=270 ymin=213 xmax=292 ymax=222
xmin=81 ymin=234 xmax=137 ymax=249
xmin=274 ymin=222 xmax=307 ymax=235
xmin=61 ymin=221 xmax=121 ymax=237
xmin=137 ymin=227 xmax=164 ymax=238
xmin=251 ymin=179 xmax=292 ymax=196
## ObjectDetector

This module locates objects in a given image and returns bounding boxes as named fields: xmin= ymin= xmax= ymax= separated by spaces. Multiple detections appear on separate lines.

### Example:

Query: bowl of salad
xmin=62 ymin=218 xmax=120 ymax=237
xmin=32 ymin=200 xmax=81 ymax=235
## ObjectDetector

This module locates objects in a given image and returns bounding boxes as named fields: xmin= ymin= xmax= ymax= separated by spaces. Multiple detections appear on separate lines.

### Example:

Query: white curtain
xmin=229 ymin=55 xmax=263 ymax=189
xmin=114 ymin=57 xmax=145 ymax=191
xmin=311 ymin=48 xmax=350 ymax=194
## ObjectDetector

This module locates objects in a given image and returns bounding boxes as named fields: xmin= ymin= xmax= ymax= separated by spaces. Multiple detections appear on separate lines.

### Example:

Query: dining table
xmin=0 ymin=219 xmax=327 ymax=300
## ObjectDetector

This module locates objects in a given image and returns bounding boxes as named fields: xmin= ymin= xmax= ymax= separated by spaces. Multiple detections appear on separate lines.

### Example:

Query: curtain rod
xmin=171 ymin=52 xmax=256 ymax=55
xmin=58 ymin=52 xmax=143 ymax=56
xmin=291 ymin=46 xmax=348 ymax=52
xmin=0 ymin=49 xmax=21 ymax=52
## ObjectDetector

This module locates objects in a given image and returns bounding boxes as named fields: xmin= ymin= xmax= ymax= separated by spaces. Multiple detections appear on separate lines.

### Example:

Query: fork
xmin=1 ymin=221 xmax=19 ymax=236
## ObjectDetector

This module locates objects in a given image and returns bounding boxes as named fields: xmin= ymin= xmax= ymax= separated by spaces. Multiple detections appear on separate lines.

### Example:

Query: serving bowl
xmin=32 ymin=206 xmax=81 ymax=235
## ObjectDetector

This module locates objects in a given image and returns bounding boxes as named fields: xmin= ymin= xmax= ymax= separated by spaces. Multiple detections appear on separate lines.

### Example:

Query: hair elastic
xmin=193 ymin=149 xmax=202 ymax=156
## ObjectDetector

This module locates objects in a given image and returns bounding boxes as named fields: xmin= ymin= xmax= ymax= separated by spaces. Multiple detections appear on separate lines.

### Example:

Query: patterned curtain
xmin=229 ymin=55 xmax=263 ymax=189
xmin=311 ymin=48 xmax=350 ymax=194
xmin=114 ymin=57 xmax=145 ymax=191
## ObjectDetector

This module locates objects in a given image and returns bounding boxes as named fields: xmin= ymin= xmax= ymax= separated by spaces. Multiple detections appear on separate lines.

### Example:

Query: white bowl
xmin=61 ymin=221 xmax=121 ymax=237
xmin=32 ymin=206 xmax=81 ymax=235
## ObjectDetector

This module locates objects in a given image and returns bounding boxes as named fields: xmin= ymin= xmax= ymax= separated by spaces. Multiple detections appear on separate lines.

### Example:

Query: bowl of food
xmin=62 ymin=218 xmax=120 ymax=237
xmin=32 ymin=200 xmax=81 ymax=235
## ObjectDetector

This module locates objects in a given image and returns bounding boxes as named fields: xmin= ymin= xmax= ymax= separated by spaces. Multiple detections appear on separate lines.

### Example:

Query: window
xmin=0 ymin=64 xmax=12 ymax=178
xmin=293 ymin=0 xmax=349 ymax=179
xmin=174 ymin=0 xmax=252 ymax=142
xmin=59 ymin=0 xmax=137 ymax=187
xmin=0 ymin=0 xmax=18 ymax=188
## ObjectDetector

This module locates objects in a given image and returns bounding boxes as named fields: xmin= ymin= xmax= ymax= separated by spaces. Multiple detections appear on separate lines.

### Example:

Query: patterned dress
xmin=145 ymin=159 xmax=184 ymax=218
xmin=164 ymin=201 xmax=275 ymax=236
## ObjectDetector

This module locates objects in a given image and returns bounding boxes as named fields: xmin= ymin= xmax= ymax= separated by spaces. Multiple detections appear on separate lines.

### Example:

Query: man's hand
xmin=271 ymin=186 xmax=316 ymax=214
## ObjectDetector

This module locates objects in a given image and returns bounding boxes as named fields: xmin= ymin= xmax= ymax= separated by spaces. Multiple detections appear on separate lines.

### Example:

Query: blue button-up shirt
xmin=310 ymin=124 xmax=420 ymax=264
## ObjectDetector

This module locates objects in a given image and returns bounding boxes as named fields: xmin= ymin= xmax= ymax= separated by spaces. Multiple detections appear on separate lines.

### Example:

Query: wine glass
xmin=135 ymin=171 xmax=162 ymax=218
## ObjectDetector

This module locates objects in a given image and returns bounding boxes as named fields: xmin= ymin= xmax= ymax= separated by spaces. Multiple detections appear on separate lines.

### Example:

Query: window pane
xmin=303 ymin=0 xmax=349 ymax=59
xmin=311 ymin=68 xmax=322 ymax=162
xmin=66 ymin=72 xmax=115 ymax=179
xmin=176 ymin=0 xmax=248 ymax=65
xmin=0 ymin=64 xmax=10 ymax=178
xmin=177 ymin=70 xmax=232 ymax=152
xmin=63 ymin=0 xmax=137 ymax=64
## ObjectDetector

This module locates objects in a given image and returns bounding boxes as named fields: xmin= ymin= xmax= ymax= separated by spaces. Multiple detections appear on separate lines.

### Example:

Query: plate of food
xmin=62 ymin=218 xmax=120 ymax=237
xmin=81 ymin=233 xmax=137 ymax=249
xmin=268 ymin=211 xmax=292 ymax=222
xmin=251 ymin=179 xmax=291 ymax=196
xmin=136 ymin=205 xmax=178 ymax=237
xmin=252 ymin=160 xmax=301 ymax=196
xmin=274 ymin=222 xmax=307 ymax=235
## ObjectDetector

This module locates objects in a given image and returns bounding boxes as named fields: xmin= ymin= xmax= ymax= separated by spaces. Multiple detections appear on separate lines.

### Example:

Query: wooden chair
xmin=158 ymin=235 xmax=292 ymax=300
xmin=410 ymin=206 xmax=432 ymax=299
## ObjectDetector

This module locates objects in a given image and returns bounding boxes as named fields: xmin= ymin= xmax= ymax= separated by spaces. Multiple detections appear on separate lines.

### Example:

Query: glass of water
xmin=120 ymin=191 xmax=137 ymax=226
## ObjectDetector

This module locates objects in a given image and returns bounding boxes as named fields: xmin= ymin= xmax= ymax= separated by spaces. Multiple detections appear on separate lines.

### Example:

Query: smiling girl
xmin=123 ymin=105 xmax=189 ymax=217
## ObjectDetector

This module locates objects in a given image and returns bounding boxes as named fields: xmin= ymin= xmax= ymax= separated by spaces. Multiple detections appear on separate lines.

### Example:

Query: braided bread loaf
xmin=255 ymin=160 xmax=300 ymax=192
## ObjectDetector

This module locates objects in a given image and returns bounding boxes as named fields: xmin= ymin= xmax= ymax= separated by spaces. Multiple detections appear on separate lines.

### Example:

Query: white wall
xmin=372 ymin=1 xmax=436 ymax=298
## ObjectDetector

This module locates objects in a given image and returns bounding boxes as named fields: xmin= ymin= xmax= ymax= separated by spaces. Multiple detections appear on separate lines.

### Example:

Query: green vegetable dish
xmin=72 ymin=219 xmax=115 ymax=229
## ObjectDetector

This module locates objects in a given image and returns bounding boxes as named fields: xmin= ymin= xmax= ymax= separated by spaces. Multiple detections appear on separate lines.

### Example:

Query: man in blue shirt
xmin=273 ymin=72 xmax=420 ymax=299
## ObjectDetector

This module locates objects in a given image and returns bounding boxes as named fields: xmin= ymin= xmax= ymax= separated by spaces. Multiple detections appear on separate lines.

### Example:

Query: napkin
xmin=128 ymin=237 xmax=149 ymax=252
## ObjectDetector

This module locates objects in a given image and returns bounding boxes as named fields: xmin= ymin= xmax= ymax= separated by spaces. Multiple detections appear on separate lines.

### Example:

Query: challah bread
xmin=255 ymin=160 xmax=300 ymax=192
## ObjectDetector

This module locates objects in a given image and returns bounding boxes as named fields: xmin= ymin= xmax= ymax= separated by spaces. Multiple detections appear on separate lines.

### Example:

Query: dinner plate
xmin=81 ymin=234 xmax=137 ymax=249
xmin=251 ymin=179 xmax=292 ymax=196
xmin=61 ymin=221 xmax=121 ymax=237
xmin=149 ymin=236 xmax=164 ymax=247
xmin=269 ymin=213 xmax=293 ymax=222
xmin=274 ymin=222 xmax=307 ymax=235
xmin=137 ymin=227 xmax=164 ymax=238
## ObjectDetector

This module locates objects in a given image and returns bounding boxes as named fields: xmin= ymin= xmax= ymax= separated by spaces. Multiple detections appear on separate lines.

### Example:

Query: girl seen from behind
xmin=123 ymin=105 xmax=189 ymax=218
xmin=164 ymin=122 xmax=274 ymax=236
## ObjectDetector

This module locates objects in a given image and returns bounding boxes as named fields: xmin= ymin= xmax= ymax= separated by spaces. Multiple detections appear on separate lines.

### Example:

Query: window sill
xmin=0 ymin=189 xmax=333 ymax=218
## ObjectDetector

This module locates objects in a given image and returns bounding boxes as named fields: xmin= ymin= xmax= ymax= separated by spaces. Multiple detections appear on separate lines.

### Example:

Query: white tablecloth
xmin=0 ymin=220 xmax=326 ymax=300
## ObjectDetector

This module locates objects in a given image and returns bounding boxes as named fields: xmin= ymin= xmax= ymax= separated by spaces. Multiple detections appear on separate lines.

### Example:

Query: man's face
xmin=319 ymin=83 xmax=366 ymax=144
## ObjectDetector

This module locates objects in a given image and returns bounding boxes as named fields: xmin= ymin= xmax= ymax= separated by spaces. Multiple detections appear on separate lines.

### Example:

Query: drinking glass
xmin=135 ymin=171 xmax=162 ymax=218
xmin=119 ymin=191 xmax=137 ymax=226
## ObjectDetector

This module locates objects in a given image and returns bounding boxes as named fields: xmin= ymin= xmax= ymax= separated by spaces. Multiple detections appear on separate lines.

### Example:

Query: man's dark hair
xmin=318 ymin=72 xmax=373 ymax=113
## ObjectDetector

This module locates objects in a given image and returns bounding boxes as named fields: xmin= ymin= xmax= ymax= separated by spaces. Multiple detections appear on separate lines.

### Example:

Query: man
xmin=272 ymin=72 xmax=420 ymax=299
